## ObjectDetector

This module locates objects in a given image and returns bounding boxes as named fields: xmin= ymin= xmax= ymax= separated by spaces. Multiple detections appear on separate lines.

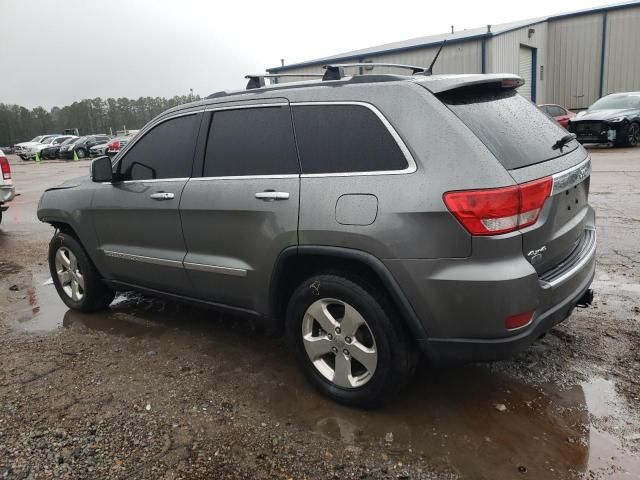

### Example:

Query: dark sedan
xmin=40 ymin=137 xmax=77 ymax=159
xmin=568 ymin=92 xmax=640 ymax=147
xmin=58 ymin=135 xmax=111 ymax=159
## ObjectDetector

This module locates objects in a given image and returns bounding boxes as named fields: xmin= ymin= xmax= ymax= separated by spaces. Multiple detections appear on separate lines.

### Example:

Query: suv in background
xmin=14 ymin=135 xmax=60 ymax=159
xmin=38 ymin=72 xmax=596 ymax=406
xmin=0 ymin=149 xmax=15 ymax=224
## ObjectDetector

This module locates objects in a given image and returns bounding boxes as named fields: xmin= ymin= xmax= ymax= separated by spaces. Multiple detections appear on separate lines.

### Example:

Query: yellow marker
xmin=35 ymin=151 xmax=41 ymax=162
xmin=73 ymin=150 xmax=79 ymax=161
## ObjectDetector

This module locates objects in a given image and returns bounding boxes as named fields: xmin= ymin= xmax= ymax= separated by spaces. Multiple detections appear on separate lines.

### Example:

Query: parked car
xmin=58 ymin=135 xmax=111 ymax=159
xmin=568 ymin=92 xmax=640 ymax=146
xmin=538 ymin=104 xmax=575 ymax=128
xmin=0 ymin=149 xmax=15 ymax=224
xmin=89 ymin=142 xmax=109 ymax=157
xmin=38 ymin=71 xmax=595 ymax=406
xmin=24 ymin=135 xmax=76 ymax=160
xmin=14 ymin=135 xmax=60 ymax=160
xmin=40 ymin=136 xmax=78 ymax=160
xmin=106 ymin=134 xmax=136 ymax=156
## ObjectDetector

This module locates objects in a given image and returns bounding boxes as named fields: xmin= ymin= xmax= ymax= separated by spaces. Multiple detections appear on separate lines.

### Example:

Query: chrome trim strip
xmin=183 ymin=262 xmax=247 ymax=277
xmin=115 ymin=177 xmax=189 ymax=185
xmin=204 ymin=102 xmax=288 ymax=112
xmin=103 ymin=250 xmax=183 ymax=268
xmin=292 ymin=101 xmax=417 ymax=177
xmin=551 ymin=156 xmax=591 ymax=195
xmin=191 ymin=174 xmax=298 ymax=181
xmin=542 ymin=228 xmax=597 ymax=288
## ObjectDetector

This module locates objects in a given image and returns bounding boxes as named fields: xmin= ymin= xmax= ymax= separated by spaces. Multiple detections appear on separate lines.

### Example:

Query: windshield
xmin=75 ymin=136 xmax=90 ymax=144
xmin=39 ymin=135 xmax=56 ymax=143
xmin=60 ymin=138 xmax=76 ymax=146
xmin=438 ymin=87 xmax=578 ymax=170
xmin=29 ymin=135 xmax=44 ymax=142
xmin=590 ymin=94 xmax=640 ymax=110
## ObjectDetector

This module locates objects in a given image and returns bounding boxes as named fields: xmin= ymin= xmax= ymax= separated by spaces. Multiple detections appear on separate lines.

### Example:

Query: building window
xmin=540 ymin=65 xmax=544 ymax=81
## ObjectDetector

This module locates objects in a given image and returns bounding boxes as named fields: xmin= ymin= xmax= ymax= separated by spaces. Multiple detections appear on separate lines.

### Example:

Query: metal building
xmin=266 ymin=1 xmax=640 ymax=109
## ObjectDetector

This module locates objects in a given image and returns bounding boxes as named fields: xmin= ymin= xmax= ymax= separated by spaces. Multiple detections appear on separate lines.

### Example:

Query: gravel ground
xmin=0 ymin=150 xmax=639 ymax=479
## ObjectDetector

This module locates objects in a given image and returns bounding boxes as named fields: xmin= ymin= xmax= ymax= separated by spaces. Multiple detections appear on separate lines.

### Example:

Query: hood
xmin=15 ymin=141 xmax=42 ymax=148
xmin=44 ymin=175 xmax=91 ymax=192
xmin=571 ymin=108 xmax=639 ymax=122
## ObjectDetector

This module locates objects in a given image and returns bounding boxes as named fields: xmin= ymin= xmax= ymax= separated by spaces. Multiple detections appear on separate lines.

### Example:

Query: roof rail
xmin=245 ymin=73 xmax=324 ymax=90
xmin=321 ymin=62 xmax=427 ymax=80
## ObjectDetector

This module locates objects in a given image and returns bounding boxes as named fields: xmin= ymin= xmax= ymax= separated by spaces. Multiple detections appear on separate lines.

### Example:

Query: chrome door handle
xmin=150 ymin=192 xmax=175 ymax=200
xmin=255 ymin=191 xmax=290 ymax=201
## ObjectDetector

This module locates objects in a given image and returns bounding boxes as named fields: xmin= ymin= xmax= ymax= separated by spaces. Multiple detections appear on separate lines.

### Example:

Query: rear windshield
xmin=438 ymin=87 xmax=578 ymax=170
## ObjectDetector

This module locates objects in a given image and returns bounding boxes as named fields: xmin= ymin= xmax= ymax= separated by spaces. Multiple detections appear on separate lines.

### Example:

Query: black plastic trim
xmin=269 ymin=245 xmax=428 ymax=340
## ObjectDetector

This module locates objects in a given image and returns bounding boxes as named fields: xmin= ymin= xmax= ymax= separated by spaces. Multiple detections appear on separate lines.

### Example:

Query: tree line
xmin=0 ymin=95 xmax=201 ymax=146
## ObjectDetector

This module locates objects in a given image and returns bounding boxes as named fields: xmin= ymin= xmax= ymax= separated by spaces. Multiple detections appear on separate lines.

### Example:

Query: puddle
xmin=8 ymin=281 xmax=640 ymax=479
xmin=10 ymin=275 xmax=69 ymax=332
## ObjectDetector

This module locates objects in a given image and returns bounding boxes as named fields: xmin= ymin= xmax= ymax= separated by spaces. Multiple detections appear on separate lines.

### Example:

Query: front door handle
xmin=255 ymin=191 xmax=289 ymax=201
xmin=150 ymin=192 xmax=175 ymax=200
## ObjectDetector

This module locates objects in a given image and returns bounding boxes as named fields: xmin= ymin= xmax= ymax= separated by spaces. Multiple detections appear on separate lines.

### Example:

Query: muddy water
xmin=11 ymin=281 xmax=640 ymax=479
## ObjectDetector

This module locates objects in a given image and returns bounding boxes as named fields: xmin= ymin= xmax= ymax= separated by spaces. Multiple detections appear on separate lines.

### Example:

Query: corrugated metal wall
xmin=546 ymin=13 xmax=603 ymax=109
xmin=603 ymin=6 xmax=640 ymax=95
xmin=486 ymin=22 xmax=547 ymax=102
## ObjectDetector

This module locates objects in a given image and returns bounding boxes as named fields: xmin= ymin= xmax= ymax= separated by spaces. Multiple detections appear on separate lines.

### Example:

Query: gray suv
xmin=38 ymin=71 xmax=596 ymax=407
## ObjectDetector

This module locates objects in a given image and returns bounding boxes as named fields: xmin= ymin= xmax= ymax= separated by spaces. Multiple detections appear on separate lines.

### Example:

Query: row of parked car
xmin=538 ymin=91 xmax=640 ymax=147
xmin=12 ymin=131 xmax=139 ymax=161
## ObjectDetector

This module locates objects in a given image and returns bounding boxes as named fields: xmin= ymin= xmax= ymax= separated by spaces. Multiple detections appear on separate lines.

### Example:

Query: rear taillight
xmin=506 ymin=310 xmax=534 ymax=330
xmin=443 ymin=177 xmax=552 ymax=236
xmin=0 ymin=156 xmax=11 ymax=180
xmin=108 ymin=140 xmax=119 ymax=151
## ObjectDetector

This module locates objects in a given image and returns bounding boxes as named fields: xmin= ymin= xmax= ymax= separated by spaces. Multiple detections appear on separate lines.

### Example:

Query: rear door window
xmin=292 ymin=104 xmax=408 ymax=174
xmin=439 ymin=88 xmax=578 ymax=170
xmin=203 ymin=106 xmax=299 ymax=177
xmin=118 ymin=114 xmax=198 ymax=180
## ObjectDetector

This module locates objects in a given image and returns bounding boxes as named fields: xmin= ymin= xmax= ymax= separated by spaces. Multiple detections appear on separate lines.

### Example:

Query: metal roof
xmin=267 ymin=0 xmax=640 ymax=73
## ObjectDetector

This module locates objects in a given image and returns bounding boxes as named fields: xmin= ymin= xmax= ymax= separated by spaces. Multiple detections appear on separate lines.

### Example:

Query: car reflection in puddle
xmin=14 ymin=280 xmax=640 ymax=479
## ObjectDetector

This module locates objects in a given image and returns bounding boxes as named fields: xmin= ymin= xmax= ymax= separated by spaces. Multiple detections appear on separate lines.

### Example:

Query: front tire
xmin=615 ymin=122 xmax=640 ymax=147
xmin=76 ymin=148 xmax=86 ymax=158
xmin=49 ymin=232 xmax=115 ymax=312
xmin=286 ymin=274 xmax=417 ymax=408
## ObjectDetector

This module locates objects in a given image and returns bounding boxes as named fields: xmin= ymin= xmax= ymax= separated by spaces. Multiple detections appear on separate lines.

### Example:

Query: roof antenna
xmin=424 ymin=39 xmax=446 ymax=76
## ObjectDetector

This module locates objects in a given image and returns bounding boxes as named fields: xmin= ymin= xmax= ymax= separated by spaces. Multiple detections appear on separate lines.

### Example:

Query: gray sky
xmin=0 ymin=0 xmax=617 ymax=108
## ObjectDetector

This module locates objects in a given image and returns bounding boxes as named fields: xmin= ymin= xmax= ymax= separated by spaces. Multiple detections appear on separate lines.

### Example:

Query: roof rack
xmin=322 ymin=62 xmax=427 ymax=81
xmin=245 ymin=73 xmax=324 ymax=90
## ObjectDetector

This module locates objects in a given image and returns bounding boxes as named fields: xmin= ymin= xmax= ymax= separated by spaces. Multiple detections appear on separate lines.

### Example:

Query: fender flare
xmin=269 ymin=245 xmax=428 ymax=340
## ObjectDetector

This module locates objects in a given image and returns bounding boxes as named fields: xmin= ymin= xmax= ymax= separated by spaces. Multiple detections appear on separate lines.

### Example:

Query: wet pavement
xmin=1 ymin=153 xmax=639 ymax=479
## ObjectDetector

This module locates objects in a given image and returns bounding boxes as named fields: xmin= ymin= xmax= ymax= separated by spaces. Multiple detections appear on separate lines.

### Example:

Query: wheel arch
xmin=269 ymin=245 xmax=428 ymax=341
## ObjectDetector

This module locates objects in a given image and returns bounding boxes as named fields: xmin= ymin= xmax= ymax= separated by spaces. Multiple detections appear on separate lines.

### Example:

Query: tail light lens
xmin=443 ymin=177 xmax=552 ymax=236
xmin=506 ymin=310 xmax=534 ymax=330
xmin=0 ymin=156 xmax=11 ymax=180
xmin=108 ymin=140 xmax=119 ymax=151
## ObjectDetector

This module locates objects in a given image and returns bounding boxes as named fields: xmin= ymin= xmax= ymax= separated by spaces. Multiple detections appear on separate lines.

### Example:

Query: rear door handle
xmin=255 ymin=191 xmax=289 ymax=201
xmin=150 ymin=192 xmax=175 ymax=200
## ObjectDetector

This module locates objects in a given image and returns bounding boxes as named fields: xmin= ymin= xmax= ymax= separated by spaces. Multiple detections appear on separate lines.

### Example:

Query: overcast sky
xmin=0 ymin=0 xmax=617 ymax=108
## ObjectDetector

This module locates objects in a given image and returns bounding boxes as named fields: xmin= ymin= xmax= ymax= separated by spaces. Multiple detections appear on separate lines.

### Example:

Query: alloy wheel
xmin=301 ymin=298 xmax=378 ymax=389
xmin=54 ymin=247 xmax=84 ymax=301
xmin=629 ymin=123 xmax=640 ymax=146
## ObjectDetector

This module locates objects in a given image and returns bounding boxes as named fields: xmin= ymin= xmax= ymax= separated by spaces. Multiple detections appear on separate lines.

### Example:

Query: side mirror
xmin=91 ymin=156 xmax=113 ymax=182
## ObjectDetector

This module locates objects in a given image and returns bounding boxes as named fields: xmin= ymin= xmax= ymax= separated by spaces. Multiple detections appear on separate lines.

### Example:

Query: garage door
xmin=518 ymin=46 xmax=533 ymax=101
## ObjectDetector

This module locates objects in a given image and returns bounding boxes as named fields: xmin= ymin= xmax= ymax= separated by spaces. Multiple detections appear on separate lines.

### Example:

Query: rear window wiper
xmin=552 ymin=133 xmax=577 ymax=151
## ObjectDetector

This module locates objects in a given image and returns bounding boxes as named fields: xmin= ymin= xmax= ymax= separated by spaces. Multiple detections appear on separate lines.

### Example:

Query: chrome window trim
xmin=291 ymin=101 xmax=417 ymax=178
xmin=183 ymin=261 xmax=247 ymax=277
xmin=191 ymin=174 xmax=298 ymax=182
xmin=103 ymin=250 xmax=183 ymax=268
xmin=551 ymin=156 xmax=591 ymax=195
xmin=204 ymin=102 xmax=288 ymax=112
xmin=105 ymin=177 xmax=190 ymax=185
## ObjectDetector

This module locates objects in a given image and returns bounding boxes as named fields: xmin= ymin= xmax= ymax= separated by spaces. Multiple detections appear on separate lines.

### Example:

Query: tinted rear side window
xmin=293 ymin=104 xmax=408 ymax=174
xmin=439 ymin=88 xmax=577 ymax=170
xmin=203 ymin=106 xmax=299 ymax=177
xmin=118 ymin=114 xmax=198 ymax=180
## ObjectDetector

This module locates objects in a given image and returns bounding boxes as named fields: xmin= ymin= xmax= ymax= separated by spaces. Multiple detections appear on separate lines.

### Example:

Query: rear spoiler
xmin=415 ymin=74 xmax=524 ymax=94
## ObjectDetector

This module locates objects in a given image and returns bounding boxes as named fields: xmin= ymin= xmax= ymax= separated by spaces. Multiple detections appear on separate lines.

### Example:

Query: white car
xmin=14 ymin=135 xmax=60 ymax=160
xmin=89 ymin=142 xmax=109 ymax=157
xmin=0 ymin=149 xmax=15 ymax=224
xmin=23 ymin=135 xmax=76 ymax=160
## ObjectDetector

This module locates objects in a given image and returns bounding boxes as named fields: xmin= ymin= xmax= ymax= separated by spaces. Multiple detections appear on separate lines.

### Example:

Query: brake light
xmin=443 ymin=177 xmax=552 ymax=235
xmin=0 ymin=156 xmax=10 ymax=181
xmin=108 ymin=140 xmax=119 ymax=151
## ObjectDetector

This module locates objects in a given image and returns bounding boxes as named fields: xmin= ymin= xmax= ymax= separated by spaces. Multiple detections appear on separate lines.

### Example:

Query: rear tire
xmin=49 ymin=232 xmax=115 ymax=312
xmin=286 ymin=274 xmax=417 ymax=408
xmin=76 ymin=148 xmax=86 ymax=158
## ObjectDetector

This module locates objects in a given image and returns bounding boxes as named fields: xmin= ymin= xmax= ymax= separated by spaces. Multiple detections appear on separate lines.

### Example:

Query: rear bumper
xmin=0 ymin=184 xmax=16 ymax=204
xmin=386 ymin=213 xmax=597 ymax=362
